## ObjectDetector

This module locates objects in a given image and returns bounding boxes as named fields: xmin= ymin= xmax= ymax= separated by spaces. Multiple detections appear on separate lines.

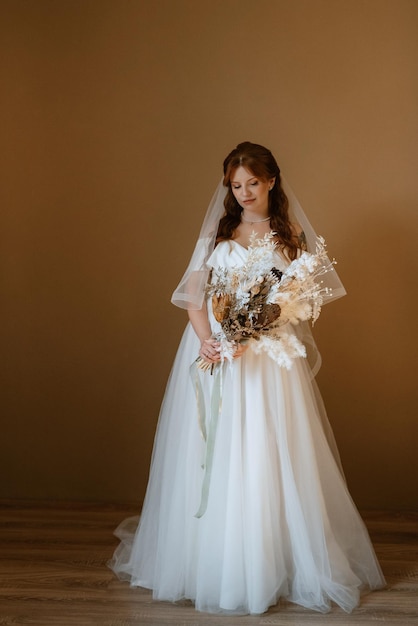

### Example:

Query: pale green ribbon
xmin=191 ymin=360 xmax=224 ymax=518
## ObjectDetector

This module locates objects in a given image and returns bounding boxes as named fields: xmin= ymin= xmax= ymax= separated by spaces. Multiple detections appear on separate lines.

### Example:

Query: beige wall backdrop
xmin=1 ymin=0 xmax=417 ymax=509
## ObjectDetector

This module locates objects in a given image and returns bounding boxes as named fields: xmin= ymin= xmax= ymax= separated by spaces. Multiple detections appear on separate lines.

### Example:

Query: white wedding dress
xmin=109 ymin=240 xmax=385 ymax=615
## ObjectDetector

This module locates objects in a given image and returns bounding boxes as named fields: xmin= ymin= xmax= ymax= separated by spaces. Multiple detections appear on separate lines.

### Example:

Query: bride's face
xmin=230 ymin=166 xmax=274 ymax=215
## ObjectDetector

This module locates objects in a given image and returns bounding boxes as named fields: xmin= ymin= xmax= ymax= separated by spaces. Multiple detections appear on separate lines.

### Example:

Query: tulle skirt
xmin=109 ymin=323 xmax=385 ymax=615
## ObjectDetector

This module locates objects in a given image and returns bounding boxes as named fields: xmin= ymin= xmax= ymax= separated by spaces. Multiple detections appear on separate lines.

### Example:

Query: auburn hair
xmin=217 ymin=141 xmax=299 ymax=261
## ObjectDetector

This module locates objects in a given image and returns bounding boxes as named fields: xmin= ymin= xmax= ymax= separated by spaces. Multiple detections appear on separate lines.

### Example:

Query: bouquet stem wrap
xmin=192 ymin=360 xmax=225 ymax=518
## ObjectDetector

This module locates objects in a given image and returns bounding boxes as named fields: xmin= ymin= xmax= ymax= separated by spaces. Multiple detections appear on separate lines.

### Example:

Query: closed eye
xmin=232 ymin=180 xmax=259 ymax=190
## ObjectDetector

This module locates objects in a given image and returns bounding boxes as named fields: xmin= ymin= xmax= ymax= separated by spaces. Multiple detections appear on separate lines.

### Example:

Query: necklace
xmin=241 ymin=215 xmax=270 ymax=225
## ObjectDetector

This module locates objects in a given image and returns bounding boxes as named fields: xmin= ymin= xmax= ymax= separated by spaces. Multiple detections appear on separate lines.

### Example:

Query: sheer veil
xmin=171 ymin=180 xmax=227 ymax=311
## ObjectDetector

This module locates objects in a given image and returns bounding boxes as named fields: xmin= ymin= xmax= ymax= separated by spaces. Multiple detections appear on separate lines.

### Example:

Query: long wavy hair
xmin=217 ymin=141 xmax=299 ymax=260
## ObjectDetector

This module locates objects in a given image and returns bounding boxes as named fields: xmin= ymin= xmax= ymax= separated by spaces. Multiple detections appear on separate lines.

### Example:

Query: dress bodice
xmin=206 ymin=239 xmax=290 ymax=273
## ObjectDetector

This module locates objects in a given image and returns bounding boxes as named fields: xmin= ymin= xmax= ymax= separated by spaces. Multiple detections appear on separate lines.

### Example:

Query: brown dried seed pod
xmin=212 ymin=294 xmax=232 ymax=323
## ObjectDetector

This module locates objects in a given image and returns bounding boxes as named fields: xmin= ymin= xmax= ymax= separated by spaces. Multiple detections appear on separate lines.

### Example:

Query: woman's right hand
xmin=199 ymin=338 xmax=221 ymax=363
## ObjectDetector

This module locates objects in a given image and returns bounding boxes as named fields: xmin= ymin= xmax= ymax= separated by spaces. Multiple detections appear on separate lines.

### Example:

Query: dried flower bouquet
xmin=197 ymin=232 xmax=335 ymax=371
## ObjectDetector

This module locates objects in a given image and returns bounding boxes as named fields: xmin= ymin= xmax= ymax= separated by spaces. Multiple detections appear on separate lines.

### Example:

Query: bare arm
xmin=188 ymin=304 xmax=220 ymax=363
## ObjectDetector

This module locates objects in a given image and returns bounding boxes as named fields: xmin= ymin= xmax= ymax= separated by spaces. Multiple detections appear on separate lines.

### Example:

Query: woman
xmin=109 ymin=142 xmax=385 ymax=615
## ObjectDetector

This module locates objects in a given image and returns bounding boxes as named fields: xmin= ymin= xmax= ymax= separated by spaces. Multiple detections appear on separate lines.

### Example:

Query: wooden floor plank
xmin=0 ymin=502 xmax=417 ymax=625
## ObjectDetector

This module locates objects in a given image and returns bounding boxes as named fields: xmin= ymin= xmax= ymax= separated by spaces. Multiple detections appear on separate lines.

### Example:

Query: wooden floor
xmin=0 ymin=502 xmax=417 ymax=626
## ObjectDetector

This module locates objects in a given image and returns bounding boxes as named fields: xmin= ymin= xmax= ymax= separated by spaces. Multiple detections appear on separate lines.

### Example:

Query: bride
xmin=109 ymin=141 xmax=385 ymax=615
